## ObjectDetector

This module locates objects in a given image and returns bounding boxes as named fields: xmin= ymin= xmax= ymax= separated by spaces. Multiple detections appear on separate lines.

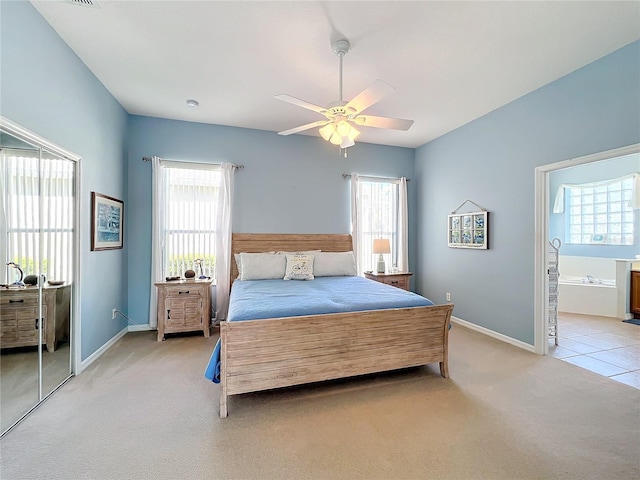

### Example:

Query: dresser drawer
xmin=0 ymin=291 xmax=40 ymax=307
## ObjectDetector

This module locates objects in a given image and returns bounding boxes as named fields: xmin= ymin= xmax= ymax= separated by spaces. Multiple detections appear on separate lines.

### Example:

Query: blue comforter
xmin=204 ymin=276 xmax=434 ymax=383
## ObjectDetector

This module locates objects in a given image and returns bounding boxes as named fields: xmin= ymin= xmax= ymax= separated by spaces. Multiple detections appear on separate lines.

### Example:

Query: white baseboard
xmin=451 ymin=315 xmax=536 ymax=354
xmin=77 ymin=326 xmax=128 ymax=374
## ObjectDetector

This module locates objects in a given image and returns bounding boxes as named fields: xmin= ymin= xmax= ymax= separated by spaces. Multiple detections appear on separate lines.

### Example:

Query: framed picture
xmin=91 ymin=192 xmax=124 ymax=251
xmin=448 ymin=211 xmax=489 ymax=249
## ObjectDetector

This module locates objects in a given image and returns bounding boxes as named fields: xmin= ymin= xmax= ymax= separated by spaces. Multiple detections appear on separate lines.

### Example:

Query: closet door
xmin=39 ymin=147 xmax=74 ymax=399
xmin=0 ymin=124 xmax=76 ymax=436
xmin=0 ymin=142 xmax=42 ymax=434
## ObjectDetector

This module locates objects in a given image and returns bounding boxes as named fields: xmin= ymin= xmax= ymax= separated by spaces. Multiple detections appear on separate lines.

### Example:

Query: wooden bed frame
xmin=219 ymin=233 xmax=453 ymax=418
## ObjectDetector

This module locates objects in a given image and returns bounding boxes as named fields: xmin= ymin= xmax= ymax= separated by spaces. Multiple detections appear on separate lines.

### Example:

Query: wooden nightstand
xmin=154 ymin=279 xmax=212 ymax=341
xmin=364 ymin=272 xmax=413 ymax=291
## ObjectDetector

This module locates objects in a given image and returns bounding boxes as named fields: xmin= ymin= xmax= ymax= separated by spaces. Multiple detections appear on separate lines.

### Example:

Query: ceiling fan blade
xmin=274 ymin=94 xmax=327 ymax=115
xmin=278 ymin=120 xmax=330 ymax=136
xmin=353 ymin=115 xmax=414 ymax=131
xmin=345 ymin=80 xmax=395 ymax=115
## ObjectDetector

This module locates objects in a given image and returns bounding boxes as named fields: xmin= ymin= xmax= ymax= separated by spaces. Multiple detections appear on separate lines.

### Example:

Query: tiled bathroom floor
xmin=549 ymin=312 xmax=640 ymax=389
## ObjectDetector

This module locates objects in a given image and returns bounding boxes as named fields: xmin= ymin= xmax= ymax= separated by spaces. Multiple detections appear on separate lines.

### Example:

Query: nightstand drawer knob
xmin=9 ymin=299 xmax=24 ymax=303
xmin=179 ymin=290 xmax=190 ymax=295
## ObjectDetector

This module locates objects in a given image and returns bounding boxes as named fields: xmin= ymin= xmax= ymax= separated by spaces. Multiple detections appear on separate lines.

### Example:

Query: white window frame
xmin=159 ymin=162 xmax=221 ymax=279
xmin=352 ymin=176 xmax=405 ymax=274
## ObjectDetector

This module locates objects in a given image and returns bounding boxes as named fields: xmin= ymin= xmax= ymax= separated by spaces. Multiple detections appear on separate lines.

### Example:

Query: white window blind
xmin=2 ymin=151 xmax=74 ymax=283
xmin=161 ymin=163 xmax=221 ymax=278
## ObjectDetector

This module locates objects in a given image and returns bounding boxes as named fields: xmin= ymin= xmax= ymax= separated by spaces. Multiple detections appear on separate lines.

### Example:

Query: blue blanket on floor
xmin=204 ymin=339 xmax=221 ymax=383
xmin=204 ymin=276 xmax=435 ymax=384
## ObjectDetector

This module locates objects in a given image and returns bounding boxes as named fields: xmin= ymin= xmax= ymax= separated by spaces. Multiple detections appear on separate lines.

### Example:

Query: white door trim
xmin=534 ymin=143 xmax=640 ymax=355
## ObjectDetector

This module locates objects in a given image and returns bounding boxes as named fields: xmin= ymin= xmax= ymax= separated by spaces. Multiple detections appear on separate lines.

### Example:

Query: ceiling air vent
xmin=66 ymin=0 xmax=100 ymax=8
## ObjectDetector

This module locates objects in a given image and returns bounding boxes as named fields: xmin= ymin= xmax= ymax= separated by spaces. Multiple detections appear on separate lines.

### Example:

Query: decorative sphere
xmin=184 ymin=269 xmax=196 ymax=278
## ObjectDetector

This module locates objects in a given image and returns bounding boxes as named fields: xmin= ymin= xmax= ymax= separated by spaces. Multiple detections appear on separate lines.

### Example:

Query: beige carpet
xmin=1 ymin=325 xmax=638 ymax=480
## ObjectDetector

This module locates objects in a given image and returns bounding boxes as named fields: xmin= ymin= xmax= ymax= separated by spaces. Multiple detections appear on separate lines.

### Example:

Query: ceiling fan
xmin=275 ymin=38 xmax=414 ymax=155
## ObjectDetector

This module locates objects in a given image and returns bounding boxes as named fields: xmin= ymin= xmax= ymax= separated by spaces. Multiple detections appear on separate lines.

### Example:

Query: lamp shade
xmin=372 ymin=238 xmax=390 ymax=254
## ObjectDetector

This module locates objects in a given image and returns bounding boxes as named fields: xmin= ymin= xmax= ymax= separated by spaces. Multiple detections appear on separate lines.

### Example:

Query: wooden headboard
xmin=231 ymin=233 xmax=353 ymax=283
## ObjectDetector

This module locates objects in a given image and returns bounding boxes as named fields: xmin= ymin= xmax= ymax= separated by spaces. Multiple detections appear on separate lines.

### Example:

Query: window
xmin=2 ymin=150 xmax=75 ymax=282
xmin=351 ymin=176 xmax=407 ymax=274
xmin=160 ymin=163 xmax=220 ymax=279
xmin=566 ymin=176 xmax=634 ymax=245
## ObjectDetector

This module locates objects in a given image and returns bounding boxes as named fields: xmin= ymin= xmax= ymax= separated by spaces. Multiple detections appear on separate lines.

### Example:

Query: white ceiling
xmin=31 ymin=1 xmax=640 ymax=149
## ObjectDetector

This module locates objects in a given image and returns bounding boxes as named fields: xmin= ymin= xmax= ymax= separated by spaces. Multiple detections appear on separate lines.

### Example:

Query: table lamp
xmin=6 ymin=262 xmax=25 ymax=286
xmin=372 ymin=239 xmax=390 ymax=274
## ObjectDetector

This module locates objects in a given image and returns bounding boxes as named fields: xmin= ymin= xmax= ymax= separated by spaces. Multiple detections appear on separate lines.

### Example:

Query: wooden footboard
xmin=219 ymin=303 xmax=453 ymax=418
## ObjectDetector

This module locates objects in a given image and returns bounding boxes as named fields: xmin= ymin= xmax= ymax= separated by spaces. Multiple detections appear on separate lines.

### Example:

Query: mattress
xmin=204 ymin=276 xmax=434 ymax=383
xmin=228 ymin=275 xmax=433 ymax=321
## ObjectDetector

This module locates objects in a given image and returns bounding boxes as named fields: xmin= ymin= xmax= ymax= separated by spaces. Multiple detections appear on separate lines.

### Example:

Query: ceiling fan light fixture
xmin=319 ymin=123 xmax=334 ymax=141
xmin=347 ymin=125 xmax=360 ymax=141
xmin=340 ymin=137 xmax=355 ymax=149
xmin=336 ymin=120 xmax=351 ymax=136
xmin=329 ymin=131 xmax=342 ymax=145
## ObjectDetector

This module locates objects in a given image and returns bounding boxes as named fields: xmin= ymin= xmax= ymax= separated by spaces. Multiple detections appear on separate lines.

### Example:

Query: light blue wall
xmin=125 ymin=116 xmax=416 ymax=326
xmin=5 ymin=1 xmax=639 ymax=356
xmin=549 ymin=153 xmax=640 ymax=258
xmin=415 ymin=41 xmax=640 ymax=345
xmin=1 ymin=1 xmax=129 ymax=360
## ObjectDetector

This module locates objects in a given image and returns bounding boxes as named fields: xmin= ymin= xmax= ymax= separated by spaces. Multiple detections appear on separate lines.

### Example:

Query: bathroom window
xmin=566 ymin=176 xmax=634 ymax=245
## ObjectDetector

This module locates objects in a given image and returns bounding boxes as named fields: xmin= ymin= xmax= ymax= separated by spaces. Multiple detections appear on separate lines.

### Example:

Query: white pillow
xmin=238 ymin=252 xmax=285 ymax=281
xmin=313 ymin=251 xmax=357 ymax=277
xmin=283 ymin=254 xmax=315 ymax=281
xmin=234 ymin=253 xmax=242 ymax=276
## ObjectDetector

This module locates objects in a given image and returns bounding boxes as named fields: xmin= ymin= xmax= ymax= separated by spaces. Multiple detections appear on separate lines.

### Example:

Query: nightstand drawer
xmin=363 ymin=272 xmax=413 ymax=291
xmin=380 ymin=276 xmax=409 ymax=290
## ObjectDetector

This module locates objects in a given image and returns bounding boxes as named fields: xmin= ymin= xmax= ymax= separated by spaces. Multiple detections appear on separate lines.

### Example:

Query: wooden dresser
xmin=364 ymin=272 xmax=413 ymax=291
xmin=155 ymin=279 xmax=212 ymax=341
xmin=0 ymin=284 xmax=70 ymax=352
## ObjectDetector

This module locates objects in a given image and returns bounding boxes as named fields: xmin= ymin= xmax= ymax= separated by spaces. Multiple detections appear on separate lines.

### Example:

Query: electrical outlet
xmin=446 ymin=292 xmax=451 ymax=302
xmin=112 ymin=308 xmax=117 ymax=320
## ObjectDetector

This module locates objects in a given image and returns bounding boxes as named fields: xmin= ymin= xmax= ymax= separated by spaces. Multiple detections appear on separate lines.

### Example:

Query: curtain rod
xmin=142 ymin=156 xmax=244 ymax=169
xmin=342 ymin=173 xmax=410 ymax=182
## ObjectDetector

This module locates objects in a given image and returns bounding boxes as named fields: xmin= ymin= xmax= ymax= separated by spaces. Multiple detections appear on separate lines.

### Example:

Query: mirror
xmin=0 ymin=123 xmax=77 ymax=436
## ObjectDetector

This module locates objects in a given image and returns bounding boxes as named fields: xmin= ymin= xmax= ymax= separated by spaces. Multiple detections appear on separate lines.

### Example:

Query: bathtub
xmin=558 ymin=276 xmax=617 ymax=317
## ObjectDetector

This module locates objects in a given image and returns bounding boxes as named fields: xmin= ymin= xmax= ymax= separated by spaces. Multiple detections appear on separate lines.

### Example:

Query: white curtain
xmin=215 ymin=162 xmax=234 ymax=321
xmin=149 ymin=156 xmax=165 ymax=328
xmin=553 ymin=172 xmax=640 ymax=213
xmin=149 ymin=157 xmax=223 ymax=327
xmin=350 ymin=173 xmax=361 ymax=274
xmin=397 ymin=177 xmax=409 ymax=271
